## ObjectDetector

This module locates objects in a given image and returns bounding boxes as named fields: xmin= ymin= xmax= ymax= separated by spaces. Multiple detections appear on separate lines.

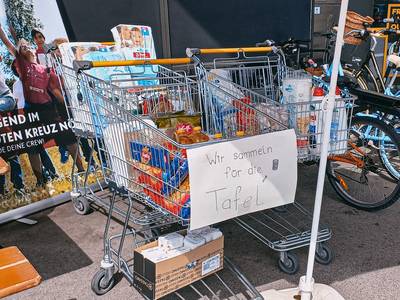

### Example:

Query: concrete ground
xmin=1 ymin=165 xmax=400 ymax=300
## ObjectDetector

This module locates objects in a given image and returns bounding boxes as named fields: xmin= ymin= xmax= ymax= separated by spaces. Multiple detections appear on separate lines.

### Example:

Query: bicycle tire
xmin=326 ymin=115 xmax=400 ymax=211
xmin=342 ymin=67 xmax=378 ymax=91
xmin=378 ymin=122 xmax=400 ymax=180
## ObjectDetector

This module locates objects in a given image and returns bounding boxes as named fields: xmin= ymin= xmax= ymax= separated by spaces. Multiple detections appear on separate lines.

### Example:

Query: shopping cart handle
xmin=73 ymin=60 xmax=93 ymax=73
xmin=186 ymin=46 xmax=273 ymax=57
xmin=73 ymin=58 xmax=192 ymax=72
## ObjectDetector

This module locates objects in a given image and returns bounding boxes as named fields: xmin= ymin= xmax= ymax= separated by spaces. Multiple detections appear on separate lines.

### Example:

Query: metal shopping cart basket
xmin=48 ymin=51 xmax=107 ymax=216
xmin=71 ymin=57 xmax=277 ymax=298
xmin=52 ymin=55 xmax=192 ymax=220
xmin=186 ymin=46 xmax=355 ymax=274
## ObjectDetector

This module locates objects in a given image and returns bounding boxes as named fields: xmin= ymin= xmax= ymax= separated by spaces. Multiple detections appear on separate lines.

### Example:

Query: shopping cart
xmin=45 ymin=50 xmax=105 ymax=216
xmin=72 ymin=57 xmax=279 ymax=297
xmin=185 ymin=47 xmax=355 ymax=274
xmin=52 ymin=56 xmax=191 ymax=218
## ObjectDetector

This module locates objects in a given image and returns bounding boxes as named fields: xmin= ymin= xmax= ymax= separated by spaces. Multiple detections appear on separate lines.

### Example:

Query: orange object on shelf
xmin=0 ymin=246 xmax=41 ymax=298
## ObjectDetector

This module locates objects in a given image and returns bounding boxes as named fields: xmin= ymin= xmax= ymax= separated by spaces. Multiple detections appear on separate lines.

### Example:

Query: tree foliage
xmin=1 ymin=0 xmax=42 ymax=80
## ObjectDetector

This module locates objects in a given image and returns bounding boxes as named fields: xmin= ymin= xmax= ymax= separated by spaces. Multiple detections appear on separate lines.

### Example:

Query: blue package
xmin=161 ymin=159 xmax=189 ymax=196
xmin=130 ymin=141 xmax=190 ymax=196
xmin=130 ymin=141 xmax=176 ymax=169
xmin=179 ymin=199 xmax=191 ymax=222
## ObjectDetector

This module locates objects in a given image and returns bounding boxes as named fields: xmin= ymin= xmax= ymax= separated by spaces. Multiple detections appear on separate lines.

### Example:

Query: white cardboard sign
xmin=187 ymin=129 xmax=298 ymax=230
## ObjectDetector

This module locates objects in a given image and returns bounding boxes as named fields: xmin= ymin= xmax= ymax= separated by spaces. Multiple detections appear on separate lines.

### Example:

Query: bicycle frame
xmin=328 ymin=141 xmax=365 ymax=168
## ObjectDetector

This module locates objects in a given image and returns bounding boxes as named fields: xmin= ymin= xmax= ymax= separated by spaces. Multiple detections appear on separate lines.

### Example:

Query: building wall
xmin=56 ymin=0 xmax=312 ymax=58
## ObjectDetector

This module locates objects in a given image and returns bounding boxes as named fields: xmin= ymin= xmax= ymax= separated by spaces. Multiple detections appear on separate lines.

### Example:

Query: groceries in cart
xmin=280 ymin=69 xmax=349 ymax=159
xmin=129 ymin=139 xmax=190 ymax=217
xmin=111 ymin=24 xmax=159 ymax=86
xmin=133 ymin=228 xmax=224 ymax=299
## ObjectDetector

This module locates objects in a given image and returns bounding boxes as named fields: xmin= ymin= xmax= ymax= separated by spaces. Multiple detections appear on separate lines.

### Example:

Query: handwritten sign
xmin=187 ymin=129 xmax=298 ymax=230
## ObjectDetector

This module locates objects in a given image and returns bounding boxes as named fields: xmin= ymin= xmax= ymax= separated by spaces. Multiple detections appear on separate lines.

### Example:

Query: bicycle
xmin=255 ymin=37 xmax=400 ymax=210
xmin=327 ymin=114 xmax=400 ymax=211
xmin=329 ymin=18 xmax=400 ymax=93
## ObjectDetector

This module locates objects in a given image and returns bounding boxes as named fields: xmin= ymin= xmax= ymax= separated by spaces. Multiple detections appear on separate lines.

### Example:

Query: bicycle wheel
xmin=342 ymin=67 xmax=381 ymax=92
xmin=327 ymin=115 xmax=400 ymax=211
xmin=356 ymin=119 xmax=400 ymax=180
xmin=379 ymin=121 xmax=400 ymax=180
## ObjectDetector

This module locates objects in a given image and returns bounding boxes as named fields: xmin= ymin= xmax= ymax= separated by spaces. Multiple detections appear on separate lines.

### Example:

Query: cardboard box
xmin=0 ymin=246 xmax=41 ymax=298
xmin=133 ymin=232 xmax=224 ymax=299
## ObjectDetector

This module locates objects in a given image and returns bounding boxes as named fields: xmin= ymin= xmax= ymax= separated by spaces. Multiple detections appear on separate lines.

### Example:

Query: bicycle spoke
xmin=328 ymin=116 xmax=400 ymax=209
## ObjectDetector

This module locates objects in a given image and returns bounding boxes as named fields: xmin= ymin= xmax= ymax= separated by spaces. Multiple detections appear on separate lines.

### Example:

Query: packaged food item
xmin=165 ymin=246 xmax=191 ymax=257
xmin=130 ymin=142 xmax=181 ymax=171
xmin=141 ymin=247 xmax=166 ymax=260
xmin=175 ymin=127 xmax=193 ymax=145
xmin=173 ymin=124 xmax=210 ymax=145
xmin=189 ymin=226 xmax=211 ymax=236
xmin=309 ymin=87 xmax=324 ymax=153
xmin=236 ymin=131 xmax=245 ymax=137
xmin=189 ymin=227 xmax=223 ymax=243
xmin=154 ymin=111 xmax=201 ymax=129
xmin=190 ymin=127 xmax=210 ymax=143
xmin=158 ymin=232 xmax=184 ymax=251
xmin=184 ymin=234 xmax=206 ymax=250
xmin=255 ymin=103 xmax=289 ymax=131
xmin=134 ymin=159 xmax=189 ymax=197
xmin=281 ymin=74 xmax=312 ymax=133
xmin=214 ymin=133 xmax=223 ymax=139
xmin=111 ymin=24 xmax=159 ymax=86
xmin=203 ymin=228 xmax=223 ymax=242
xmin=296 ymin=116 xmax=310 ymax=157
xmin=233 ymin=97 xmax=259 ymax=135
xmin=143 ymin=94 xmax=174 ymax=115
xmin=139 ymin=176 xmax=190 ymax=216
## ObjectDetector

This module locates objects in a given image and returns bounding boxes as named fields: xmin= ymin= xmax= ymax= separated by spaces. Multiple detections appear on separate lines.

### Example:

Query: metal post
xmin=160 ymin=0 xmax=172 ymax=58
xmin=299 ymin=0 xmax=349 ymax=299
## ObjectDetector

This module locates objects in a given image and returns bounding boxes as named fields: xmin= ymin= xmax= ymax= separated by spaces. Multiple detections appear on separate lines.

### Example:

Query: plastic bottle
xmin=311 ymin=87 xmax=325 ymax=154
xmin=330 ymin=108 xmax=340 ymax=143
xmin=330 ymin=88 xmax=342 ymax=143
xmin=309 ymin=105 xmax=317 ymax=149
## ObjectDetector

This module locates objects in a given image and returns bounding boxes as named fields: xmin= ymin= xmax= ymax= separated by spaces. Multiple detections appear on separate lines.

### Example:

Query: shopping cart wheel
xmin=91 ymin=269 xmax=115 ymax=295
xmin=315 ymin=243 xmax=333 ymax=265
xmin=73 ymin=197 xmax=92 ymax=215
xmin=278 ymin=252 xmax=299 ymax=275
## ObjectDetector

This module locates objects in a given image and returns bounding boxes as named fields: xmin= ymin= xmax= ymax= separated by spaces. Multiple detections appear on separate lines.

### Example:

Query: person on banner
xmin=32 ymin=29 xmax=70 ymax=165
xmin=0 ymin=57 xmax=25 ymax=197
xmin=0 ymin=24 xmax=85 ymax=187
xmin=31 ymin=28 xmax=48 ymax=66
xmin=11 ymin=59 xmax=59 ymax=181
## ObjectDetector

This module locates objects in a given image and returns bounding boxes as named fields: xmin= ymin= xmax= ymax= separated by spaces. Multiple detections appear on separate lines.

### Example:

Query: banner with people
xmin=0 ymin=0 xmax=77 ymax=218
xmin=0 ymin=0 xmax=160 ymax=221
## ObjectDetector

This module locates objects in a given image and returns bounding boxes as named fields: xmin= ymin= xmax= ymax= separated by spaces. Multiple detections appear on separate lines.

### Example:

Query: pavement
xmin=1 ymin=164 xmax=400 ymax=300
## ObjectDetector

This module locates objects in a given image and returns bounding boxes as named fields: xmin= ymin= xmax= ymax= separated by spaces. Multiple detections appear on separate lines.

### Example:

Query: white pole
xmin=299 ymin=0 xmax=349 ymax=299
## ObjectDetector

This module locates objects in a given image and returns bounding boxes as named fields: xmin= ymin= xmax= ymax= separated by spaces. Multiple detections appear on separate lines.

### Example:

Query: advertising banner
xmin=0 ymin=0 xmax=79 ymax=220
xmin=0 ymin=5 xmax=161 ymax=222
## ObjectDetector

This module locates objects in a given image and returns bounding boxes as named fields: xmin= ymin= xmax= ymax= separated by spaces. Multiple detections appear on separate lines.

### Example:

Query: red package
xmin=233 ymin=97 xmax=259 ymax=134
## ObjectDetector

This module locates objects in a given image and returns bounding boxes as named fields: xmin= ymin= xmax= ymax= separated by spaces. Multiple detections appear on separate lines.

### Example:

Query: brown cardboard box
xmin=133 ymin=233 xmax=224 ymax=299
xmin=0 ymin=246 xmax=41 ymax=298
